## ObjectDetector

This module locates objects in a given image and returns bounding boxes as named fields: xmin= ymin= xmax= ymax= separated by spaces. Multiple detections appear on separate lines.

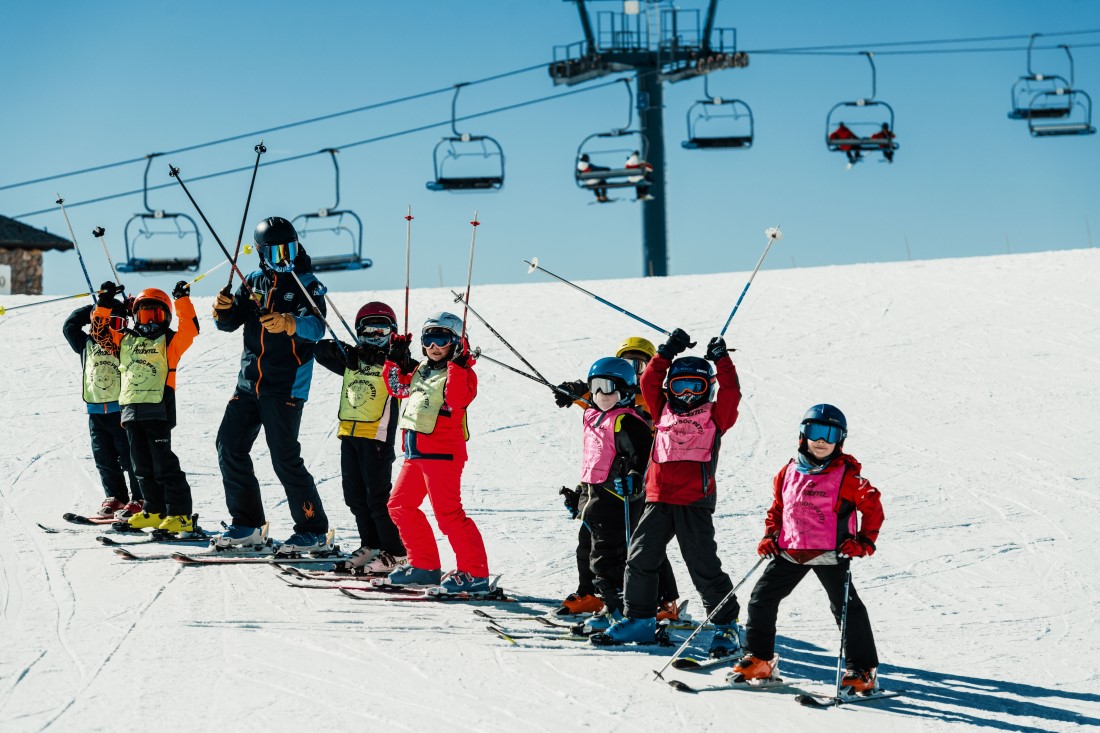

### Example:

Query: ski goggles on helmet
xmin=421 ymin=330 xmax=455 ymax=348
xmin=135 ymin=306 xmax=167 ymax=326
xmin=262 ymin=241 xmax=298 ymax=266
xmin=588 ymin=377 xmax=622 ymax=396
xmin=109 ymin=315 xmax=127 ymax=331
xmin=668 ymin=376 xmax=709 ymax=397
xmin=801 ymin=421 xmax=844 ymax=444
xmin=356 ymin=317 xmax=394 ymax=341
xmin=622 ymin=357 xmax=648 ymax=376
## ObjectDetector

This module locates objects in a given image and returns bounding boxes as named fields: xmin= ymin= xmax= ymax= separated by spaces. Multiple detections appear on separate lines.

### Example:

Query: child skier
xmin=63 ymin=300 xmax=142 ymax=517
xmin=554 ymin=336 xmax=680 ymax=621
xmin=565 ymin=356 xmax=653 ymax=633
xmin=91 ymin=281 xmax=198 ymax=533
xmin=732 ymin=404 xmax=884 ymax=691
xmin=380 ymin=312 xmax=490 ymax=592
xmin=313 ymin=301 xmax=407 ymax=574
xmin=594 ymin=329 xmax=744 ymax=655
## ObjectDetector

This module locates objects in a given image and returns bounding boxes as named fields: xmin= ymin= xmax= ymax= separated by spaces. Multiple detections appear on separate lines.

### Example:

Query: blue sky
xmin=3 ymin=0 xmax=1098 ymax=296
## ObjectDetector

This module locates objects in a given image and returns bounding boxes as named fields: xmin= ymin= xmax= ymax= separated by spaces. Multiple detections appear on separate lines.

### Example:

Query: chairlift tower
xmin=551 ymin=0 xmax=748 ymax=276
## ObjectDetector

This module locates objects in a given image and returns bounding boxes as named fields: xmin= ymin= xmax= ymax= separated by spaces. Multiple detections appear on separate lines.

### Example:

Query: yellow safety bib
xmin=82 ymin=340 xmax=122 ymax=404
xmin=338 ymin=364 xmax=387 ymax=423
xmin=119 ymin=334 xmax=169 ymax=405
xmin=397 ymin=365 xmax=448 ymax=434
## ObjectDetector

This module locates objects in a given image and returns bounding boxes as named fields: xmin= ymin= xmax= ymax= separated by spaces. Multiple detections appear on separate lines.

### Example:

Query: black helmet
xmin=253 ymin=217 xmax=298 ymax=246
xmin=798 ymin=404 xmax=847 ymax=464
xmin=665 ymin=356 xmax=716 ymax=414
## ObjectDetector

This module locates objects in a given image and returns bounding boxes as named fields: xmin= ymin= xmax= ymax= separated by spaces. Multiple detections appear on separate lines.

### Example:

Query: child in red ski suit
xmin=381 ymin=311 xmax=489 ymax=592
xmin=733 ymin=404 xmax=885 ymax=691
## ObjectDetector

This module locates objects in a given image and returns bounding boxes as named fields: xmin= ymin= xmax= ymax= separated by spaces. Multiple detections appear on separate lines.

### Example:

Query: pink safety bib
xmin=777 ymin=460 xmax=857 ymax=551
xmin=580 ymin=406 xmax=635 ymax=484
xmin=652 ymin=403 xmax=717 ymax=463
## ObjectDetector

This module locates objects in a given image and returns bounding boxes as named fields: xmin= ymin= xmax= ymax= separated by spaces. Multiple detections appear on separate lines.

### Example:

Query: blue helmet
xmin=666 ymin=356 xmax=716 ymax=413
xmin=587 ymin=357 xmax=637 ymax=408
xmin=800 ymin=404 xmax=847 ymax=445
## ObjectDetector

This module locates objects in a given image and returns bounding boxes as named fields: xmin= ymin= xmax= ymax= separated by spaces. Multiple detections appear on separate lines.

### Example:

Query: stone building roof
xmin=0 ymin=214 xmax=74 ymax=251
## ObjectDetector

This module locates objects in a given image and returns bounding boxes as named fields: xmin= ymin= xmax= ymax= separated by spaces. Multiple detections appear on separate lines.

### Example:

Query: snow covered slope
xmin=1 ymin=249 xmax=1097 ymax=732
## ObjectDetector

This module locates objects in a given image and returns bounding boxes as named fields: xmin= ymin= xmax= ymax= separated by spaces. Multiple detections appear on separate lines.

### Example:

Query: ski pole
xmin=226 ymin=140 xmax=266 ymax=293
xmin=525 ymin=257 xmax=670 ymax=337
xmin=719 ymin=226 xmax=782 ymax=337
xmin=55 ymin=196 xmax=97 ymax=304
xmin=404 ymin=206 xmax=413 ymax=334
xmin=168 ymin=164 xmax=262 ymax=309
xmin=451 ymin=290 xmax=550 ymax=384
xmin=91 ymin=226 xmax=124 ymax=295
xmin=323 ymin=293 xmax=358 ymax=341
xmin=186 ymin=259 xmax=230 ymax=287
xmin=459 ymin=212 xmax=479 ymax=338
xmin=653 ymin=557 xmax=764 ymax=684
xmin=287 ymin=269 xmax=348 ymax=360
xmin=472 ymin=348 xmax=591 ymax=408
xmin=0 ymin=289 xmax=99 ymax=316
xmin=832 ymin=566 xmax=852 ymax=707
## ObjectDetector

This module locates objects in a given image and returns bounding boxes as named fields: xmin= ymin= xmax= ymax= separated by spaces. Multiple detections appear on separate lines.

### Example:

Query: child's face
xmin=593 ymin=391 xmax=621 ymax=412
xmin=807 ymin=439 xmax=836 ymax=460
xmin=425 ymin=342 xmax=452 ymax=362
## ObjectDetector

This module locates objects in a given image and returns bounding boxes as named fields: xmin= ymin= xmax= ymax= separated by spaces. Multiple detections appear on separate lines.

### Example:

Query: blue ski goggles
xmin=262 ymin=241 xmax=298 ymax=267
xmin=422 ymin=330 xmax=456 ymax=348
xmin=668 ymin=376 xmax=709 ymax=397
xmin=801 ymin=421 xmax=845 ymax=444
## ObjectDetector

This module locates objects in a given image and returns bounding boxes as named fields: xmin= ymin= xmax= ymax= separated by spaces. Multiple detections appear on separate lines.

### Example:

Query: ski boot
xmin=158 ymin=514 xmax=195 ymax=535
xmin=360 ymin=551 xmax=406 ymax=575
xmin=590 ymin=615 xmax=658 ymax=646
xmin=656 ymin=599 xmax=681 ymax=623
xmin=115 ymin=500 xmax=144 ymax=519
xmin=708 ymin=623 xmax=743 ymax=659
xmin=841 ymin=667 xmax=878 ymax=694
xmin=276 ymin=531 xmax=334 ymax=557
xmin=128 ymin=511 xmax=164 ymax=530
xmin=381 ymin=564 xmax=442 ymax=588
xmin=212 ymin=524 xmax=266 ymax=551
xmin=555 ymin=593 xmax=604 ymax=617
xmin=727 ymin=654 xmax=781 ymax=686
xmin=575 ymin=608 xmax=623 ymax=636
xmin=97 ymin=498 xmax=127 ymax=517
xmin=343 ymin=546 xmax=380 ymax=573
xmin=434 ymin=570 xmax=492 ymax=596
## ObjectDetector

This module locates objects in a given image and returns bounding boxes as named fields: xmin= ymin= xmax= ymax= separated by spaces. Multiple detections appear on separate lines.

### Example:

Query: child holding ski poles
xmin=594 ymin=329 xmax=744 ymax=654
xmin=732 ymin=404 xmax=884 ymax=691
xmin=554 ymin=336 xmax=681 ymax=621
xmin=91 ymin=280 xmax=198 ymax=533
xmin=313 ymin=301 xmax=408 ymax=574
xmin=380 ymin=312 xmax=491 ymax=593
xmin=62 ymin=299 xmax=141 ymax=517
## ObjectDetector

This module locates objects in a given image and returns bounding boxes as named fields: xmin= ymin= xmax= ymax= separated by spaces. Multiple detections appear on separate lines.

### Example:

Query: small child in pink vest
xmin=592 ymin=329 xmax=743 ymax=654
xmin=571 ymin=356 xmax=653 ymax=633
xmin=732 ymin=404 xmax=885 ymax=692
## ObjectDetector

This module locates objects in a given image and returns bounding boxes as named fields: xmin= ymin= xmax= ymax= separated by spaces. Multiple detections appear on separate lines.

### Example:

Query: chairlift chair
xmin=290 ymin=149 xmax=372 ymax=272
xmin=682 ymin=76 xmax=754 ymax=150
xmin=574 ymin=79 xmax=654 ymax=195
xmin=425 ymin=84 xmax=505 ymax=192
xmin=117 ymin=154 xmax=202 ymax=274
xmin=1008 ymin=35 xmax=1074 ymax=121
xmin=824 ymin=52 xmax=899 ymax=158
xmin=1028 ymin=88 xmax=1096 ymax=137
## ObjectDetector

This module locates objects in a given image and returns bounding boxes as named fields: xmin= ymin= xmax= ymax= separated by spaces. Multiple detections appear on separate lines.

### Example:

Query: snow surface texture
xmin=1 ymin=250 xmax=1097 ymax=732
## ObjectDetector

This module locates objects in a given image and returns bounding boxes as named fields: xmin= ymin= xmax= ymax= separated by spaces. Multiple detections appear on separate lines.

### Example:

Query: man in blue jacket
xmin=211 ymin=216 xmax=331 ymax=552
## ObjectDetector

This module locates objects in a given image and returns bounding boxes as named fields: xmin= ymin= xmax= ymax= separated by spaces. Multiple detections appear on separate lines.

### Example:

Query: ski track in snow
xmin=1 ymin=251 xmax=1099 ymax=732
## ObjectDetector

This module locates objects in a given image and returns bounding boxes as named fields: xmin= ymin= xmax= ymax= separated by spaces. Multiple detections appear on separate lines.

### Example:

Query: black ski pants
xmin=744 ymin=556 xmax=879 ymax=670
xmin=580 ymin=485 xmax=678 ymax=613
xmin=89 ymin=412 xmax=139 ymax=502
xmin=575 ymin=521 xmax=596 ymax=596
xmin=216 ymin=390 xmax=328 ymax=534
xmin=126 ymin=420 xmax=190 ymax=516
xmin=341 ymin=437 xmax=404 ymax=555
xmin=623 ymin=502 xmax=737 ymax=624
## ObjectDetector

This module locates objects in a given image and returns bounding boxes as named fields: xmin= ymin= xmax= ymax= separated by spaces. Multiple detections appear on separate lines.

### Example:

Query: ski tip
xmin=668 ymin=679 xmax=697 ymax=694
xmin=795 ymin=694 xmax=832 ymax=708
xmin=170 ymin=552 xmax=197 ymax=564
xmin=113 ymin=548 xmax=138 ymax=559
xmin=338 ymin=588 xmax=361 ymax=599
xmin=671 ymin=658 xmax=702 ymax=670
xmin=95 ymin=535 xmax=117 ymax=546
xmin=37 ymin=523 xmax=60 ymax=534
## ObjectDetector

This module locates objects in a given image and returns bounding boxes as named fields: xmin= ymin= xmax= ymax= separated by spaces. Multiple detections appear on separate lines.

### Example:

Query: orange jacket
xmin=91 ymin=297 xmax=198 ymax=392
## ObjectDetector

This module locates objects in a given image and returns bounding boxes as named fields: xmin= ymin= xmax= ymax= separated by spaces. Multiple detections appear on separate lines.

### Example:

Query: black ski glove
xmin=656 ymin=328 xmax=693 ymax=360
xmin=343 ymin=342 xmax=361 ymax=371
xmin=451 ymin=336 xmax=472 ymax=368
xmin=705 ymin=336 xmax=728 ymax=362
xmin=96 ymin=280 xmax=123 ymax=308
xmin=387 ymin=333 xmax=412 ymax=364
xmin=553 ymin=380 xmax=587 ymax=408
xmin=172 ymin=280 xmax=190 ymax=299
xmin=559 ymin=485 xmax=580 ymax=520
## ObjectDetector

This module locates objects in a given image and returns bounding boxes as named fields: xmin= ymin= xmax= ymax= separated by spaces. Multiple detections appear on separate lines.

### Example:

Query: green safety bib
xmin=338 ymin=364 xmax=387 ymax=423
xmin=82 ymin=340 xmax=122 ymax=404
xmin=119 ymin=334 xmax=169 ymax=405
xmin=397 ymin=365 xmax=448 ymax=434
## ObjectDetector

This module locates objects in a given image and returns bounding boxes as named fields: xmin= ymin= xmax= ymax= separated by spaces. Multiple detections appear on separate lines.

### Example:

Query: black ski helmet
xmin=798 ymin=404 xmax=847 ymax=464
xmin=665 ymin=356 xmax=716 ymax=413
xmin=254 ymin=217 xmax=298 ymax=246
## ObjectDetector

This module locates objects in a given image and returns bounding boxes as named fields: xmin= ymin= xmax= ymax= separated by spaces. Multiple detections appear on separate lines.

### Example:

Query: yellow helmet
xmin=616 ymin=336 xmax=656 ymax=359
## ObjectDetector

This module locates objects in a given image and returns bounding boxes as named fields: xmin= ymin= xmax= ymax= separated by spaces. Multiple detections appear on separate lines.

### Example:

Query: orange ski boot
xmin=841 ymin=667 xmax=878 ymax=694
xmin=556 ymin=593 xmax=604 ymax=616
xmin=728 ymin=654 xmax=780 ymax=685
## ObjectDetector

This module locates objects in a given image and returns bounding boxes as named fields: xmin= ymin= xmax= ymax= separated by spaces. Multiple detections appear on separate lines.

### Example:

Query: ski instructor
xmin=210 ymin=216 xmax=332 ymax=553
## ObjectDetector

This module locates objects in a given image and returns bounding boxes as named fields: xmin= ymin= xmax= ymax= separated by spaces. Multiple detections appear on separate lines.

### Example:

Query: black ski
xmin=795 ymin=689 xmax=904 ymax=707
xmin=96 ymin=531 xmax=213 ymax=547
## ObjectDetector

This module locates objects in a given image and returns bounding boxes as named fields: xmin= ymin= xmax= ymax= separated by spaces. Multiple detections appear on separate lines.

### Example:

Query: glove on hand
xmin=451 ymin=336 xmax=472 ymax=368
xmin=259 ymin=312 xmax=296 ymax=336
xmin=705 ymin=336 xmax=729 ymax=362
xmin=343 ymin=343 xmax=361 ymax=371
xmin=657 ymin=328 xmax=693 ymax=360
xmin=614 ymin=471 xmax=642 ymax=497
xmin=172 ymin=280 xmax=190 ymax=300
xmin=559 ymin=485 xmax=580 ymax=520
xmin=757 ymin=535 xmax=779 ymax=559
xmin=839 ymin=536 xmax=875 ymax=559
xmin=96 ymin=280 xmax=123 ymax=308
xmin=387 ymin=333 xmax=412 ymax=364
xmin=553 ymin=380 xmax=586 ymax=408
xmin=213 ymin=286 xmax=234 ymax=316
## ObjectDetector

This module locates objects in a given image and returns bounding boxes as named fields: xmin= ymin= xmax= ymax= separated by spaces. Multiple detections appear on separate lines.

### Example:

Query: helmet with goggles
xmin=799 ymin=404 xmax=847 ymax=446
xmin=131 ymin=288 xmax=172 ymax=337
xmin=665 ymin=356 xmax=715 ymax=413
xmin=586 ymin=357 xmax=637 ymax=409
xmin=254 ymin=216 xmax=299 ymax=273
xmin=355 ymin=301 xmax=397 ymax=348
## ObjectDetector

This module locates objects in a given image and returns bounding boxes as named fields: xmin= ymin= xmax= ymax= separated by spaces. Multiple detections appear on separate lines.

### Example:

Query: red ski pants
xmin=388 ymin=458 xmax=489 ymax=576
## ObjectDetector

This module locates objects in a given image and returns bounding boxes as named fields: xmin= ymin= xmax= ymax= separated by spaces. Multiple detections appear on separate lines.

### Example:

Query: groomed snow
xmin=1 ymin=248 xmax=1097 ymax=732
